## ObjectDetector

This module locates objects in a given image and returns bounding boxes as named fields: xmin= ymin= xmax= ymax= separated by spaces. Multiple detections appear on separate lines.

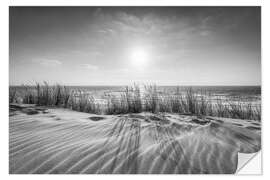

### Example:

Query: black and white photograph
xmin=9 ymin=6 xmax=261 ymax=174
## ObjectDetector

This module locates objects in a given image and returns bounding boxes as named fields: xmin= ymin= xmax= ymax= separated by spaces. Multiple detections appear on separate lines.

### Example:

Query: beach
xmin=9 ymin=6 xmax=262 ymax=175
xmin=9 ymin=104 xmax=261 ymax=174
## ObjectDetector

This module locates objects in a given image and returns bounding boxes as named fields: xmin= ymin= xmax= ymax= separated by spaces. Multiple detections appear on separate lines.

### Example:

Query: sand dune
xmin=9 ymin=104 xmax=261 ymax=174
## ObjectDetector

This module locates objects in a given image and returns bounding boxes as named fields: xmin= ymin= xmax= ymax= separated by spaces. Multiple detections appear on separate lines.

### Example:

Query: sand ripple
xmin=9 ymin=107 xmax=261 ymax=174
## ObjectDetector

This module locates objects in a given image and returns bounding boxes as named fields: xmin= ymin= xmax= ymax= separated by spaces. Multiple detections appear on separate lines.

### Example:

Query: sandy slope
xmin=9 ymin=104 xmax=261 ymax=174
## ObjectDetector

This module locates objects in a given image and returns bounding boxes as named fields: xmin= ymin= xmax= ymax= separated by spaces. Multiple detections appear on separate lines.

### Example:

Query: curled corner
xmin=236 ymin=151 xmax=262 ymax=174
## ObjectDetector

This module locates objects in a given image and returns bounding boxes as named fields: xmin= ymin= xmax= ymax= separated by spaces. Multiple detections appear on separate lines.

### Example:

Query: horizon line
xmin=9 ymin=83 xmax=262 ymax=87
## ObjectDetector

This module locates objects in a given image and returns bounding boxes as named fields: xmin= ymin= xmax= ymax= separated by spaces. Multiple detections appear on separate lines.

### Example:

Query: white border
xmin=8 ymin=0 xmax=262 ymax=6
xmin=2 ymin=0 xmax=268 ymax=179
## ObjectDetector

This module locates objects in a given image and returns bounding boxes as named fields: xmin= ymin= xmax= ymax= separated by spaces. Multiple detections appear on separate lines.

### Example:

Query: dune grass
xmin=9 ymin=87 xmax=17 ymax=104
xmin=9 ymin=82 xmax=261 ymax=120
xmin=106 ymin=85 xmax=142 ymax=114
xmin=144 ymin=85 xmax=159 ymax=113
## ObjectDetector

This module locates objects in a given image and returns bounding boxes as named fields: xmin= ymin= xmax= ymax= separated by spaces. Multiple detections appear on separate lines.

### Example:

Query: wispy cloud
xmin=79 ymin=64 xmax=99 ymax=70
xmin=33 ymin=59 xmax=62 ymax=67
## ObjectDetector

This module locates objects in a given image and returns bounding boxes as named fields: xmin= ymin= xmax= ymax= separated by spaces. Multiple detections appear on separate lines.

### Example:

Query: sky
xmin=9 ymin=7 xmax=261 ymax=86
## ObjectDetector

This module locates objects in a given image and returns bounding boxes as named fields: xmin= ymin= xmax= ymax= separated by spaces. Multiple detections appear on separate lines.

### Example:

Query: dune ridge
xmin=9 ymin=105 xmax=261 ymax=174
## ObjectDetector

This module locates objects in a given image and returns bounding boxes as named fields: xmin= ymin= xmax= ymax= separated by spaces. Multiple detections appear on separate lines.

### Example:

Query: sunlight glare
xmin=130 ymin=48 xmax=148 ymax=68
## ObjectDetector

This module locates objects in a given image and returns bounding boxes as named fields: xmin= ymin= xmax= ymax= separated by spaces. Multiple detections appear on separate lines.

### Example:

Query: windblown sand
xmin=9 ymin=105 xmax=261 ymax=174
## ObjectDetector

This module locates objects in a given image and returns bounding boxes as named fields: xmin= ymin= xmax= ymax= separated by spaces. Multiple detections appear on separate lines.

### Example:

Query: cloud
xmin=97 ymin=28 xmax=115 ymax=35
xmin=88 ymin=51 xmax=103 ymax=57
xmin=93 ymin=8 xmax=102 ymax=17
xmin=200 ymin=30 xmax=211 ymax=36
xmin=79 ymin=64 xmax=99 ymax=70
xmin=33 ymin=59 xmax=62 ymax=67
xmin=71 ymin=50 xmax=103 ymax=59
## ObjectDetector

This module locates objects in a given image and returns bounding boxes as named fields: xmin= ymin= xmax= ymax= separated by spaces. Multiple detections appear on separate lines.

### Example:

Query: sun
xmin=130 ymin=48 xmax=148 ymax=68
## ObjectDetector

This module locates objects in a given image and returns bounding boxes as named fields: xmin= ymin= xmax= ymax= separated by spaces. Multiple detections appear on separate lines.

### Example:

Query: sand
xmin=9 ymin=104 xmax=261 ymax=174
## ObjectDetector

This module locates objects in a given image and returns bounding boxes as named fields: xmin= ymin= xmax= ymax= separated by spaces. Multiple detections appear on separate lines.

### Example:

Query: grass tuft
xmin=9 ymin=83 xmax=261 ymax=120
